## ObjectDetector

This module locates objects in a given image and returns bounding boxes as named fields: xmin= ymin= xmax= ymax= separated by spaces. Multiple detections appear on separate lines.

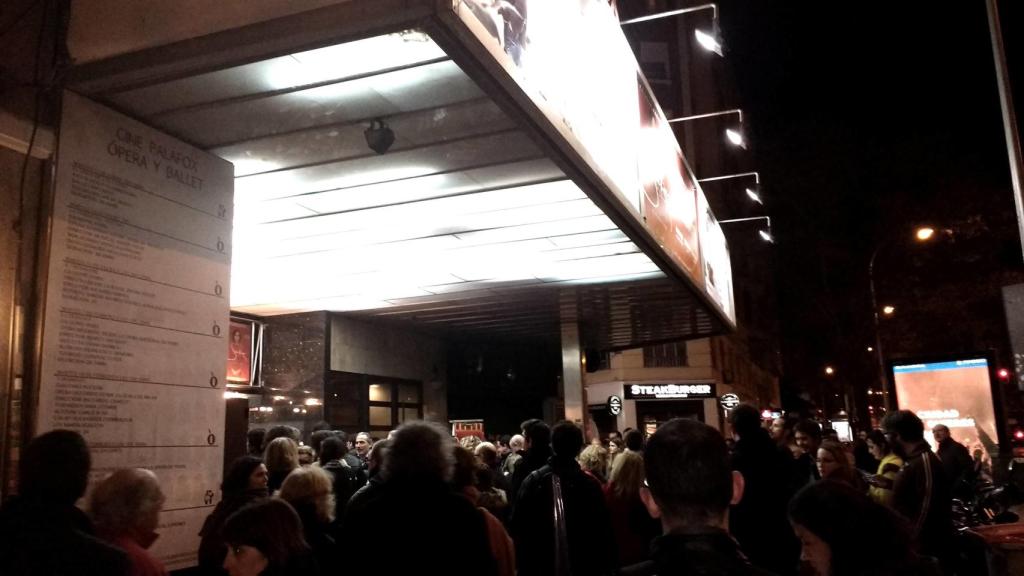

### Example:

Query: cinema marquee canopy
xmin=68 ymin=0 xmax=736 ymax=349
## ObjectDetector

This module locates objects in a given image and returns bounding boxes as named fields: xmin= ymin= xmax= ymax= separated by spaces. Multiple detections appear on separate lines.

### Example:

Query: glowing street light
xmin=916 ymin=227 xmax=936 ymax=241
xmin=866 ymin=346 xmax=874 ymax=352
xmin=882 ymin=305 xmax=896 ymax=316
xmin=621 ymin=4 xmax=725 ymax=57
xmin=668 ymin=109 xmax=747 ymax=150
xmin=825 ymin=366 xmax=835 ymax=376
xmin=720 ymin=216 xmax=775 ymax=244
xmin=699 ymin=172 xmax=764 ymax=205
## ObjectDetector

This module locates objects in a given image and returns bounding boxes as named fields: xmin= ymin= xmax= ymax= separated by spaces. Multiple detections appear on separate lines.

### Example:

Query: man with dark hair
xmin=728 ymin=404 xmax=798 ymax=575
xmin=623 ymin=428 xmax=644 ymax=452
xmin=510 ymin=418 xmax=551 ymax=506
xmin=0 ymin=430 xmax=130 ymax=575
xmin=883 ymin=410 xmax=953 ymax=570
xmin=247 ymin=427 xmax=266 ymax=457
xmin=794 ymin=420 xmax=823 ymax=487
xmin=264 ymin=424 xmax=300 ymax=446
xmin=512 ymin=421 xmax=616 ymax=576
xmin=624 ymin=418 xmax=775 ymax=576
xmin=341 ymin=421 xmax=496 ymax=575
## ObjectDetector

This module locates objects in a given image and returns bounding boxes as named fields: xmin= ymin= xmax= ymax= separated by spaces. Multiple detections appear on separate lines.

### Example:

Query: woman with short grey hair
xmin=89 ymin=468 xmax=167 ymax=576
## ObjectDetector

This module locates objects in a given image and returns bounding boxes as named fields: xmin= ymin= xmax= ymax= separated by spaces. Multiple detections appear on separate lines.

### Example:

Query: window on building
xmin=325 ymin=371 xmax=423 ymax=436
xmin=643 ymin=341 xmax=688 ymax=368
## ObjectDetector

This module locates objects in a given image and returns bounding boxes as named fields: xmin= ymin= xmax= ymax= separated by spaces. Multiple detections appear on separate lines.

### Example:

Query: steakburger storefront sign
xmin=624 ymin=383 xmax=716 ymax=400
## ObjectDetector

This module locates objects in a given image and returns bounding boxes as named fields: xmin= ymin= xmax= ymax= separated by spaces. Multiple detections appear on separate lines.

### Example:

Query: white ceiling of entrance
xmin=103 ymin=31 xmax=666 ymax=319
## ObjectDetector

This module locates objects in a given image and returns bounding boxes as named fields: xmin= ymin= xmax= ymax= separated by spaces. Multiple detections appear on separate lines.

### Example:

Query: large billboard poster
xmin=637 ymin=80 xmax=702 ymax=286
xmin=39 ymin=91 xmax=233 ymax=570
xmin=697 ymin=189 xmax=736 ymax=324
xmin=457 ymin=0 xmax=643 ymax=213
xmin=893 ymin=358 xmax=999 ymax=460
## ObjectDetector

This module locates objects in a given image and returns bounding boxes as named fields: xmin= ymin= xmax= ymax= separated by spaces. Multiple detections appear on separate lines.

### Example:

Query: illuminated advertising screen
xmin=892 ymin=357 xmax=999 ymax=460
xmin=697 ymin=189 xmax=736 ymax=324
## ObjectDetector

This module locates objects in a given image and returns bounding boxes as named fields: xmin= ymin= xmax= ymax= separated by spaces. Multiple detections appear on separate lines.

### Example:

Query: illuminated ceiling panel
xmin=91 ymin=28 xmax=719 ymax=345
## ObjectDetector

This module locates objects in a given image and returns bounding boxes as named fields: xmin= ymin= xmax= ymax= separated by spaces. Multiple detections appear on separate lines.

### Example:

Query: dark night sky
xmin=717 ymin=1 xmax=1024 ymax=410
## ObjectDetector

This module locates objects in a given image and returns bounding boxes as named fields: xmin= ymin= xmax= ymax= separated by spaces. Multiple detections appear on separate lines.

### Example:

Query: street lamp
xmin=825 ymin=366 xmax=835 ymax=376
xmin=869 ymin=228 xmax=939 ymax=410
xmin=699 ymin=172 xmax=763 ymax=205
xmin=668 ymin=109 xmax=747 ymax=149
xmin=719 ymin=215 xmax=774 ymax=243
xmin=620 ymin=3 xmax=724 ymax=57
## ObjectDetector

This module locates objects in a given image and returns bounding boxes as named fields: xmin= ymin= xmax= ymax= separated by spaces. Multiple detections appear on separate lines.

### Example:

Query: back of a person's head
xmin=310 ymin=429 xmax=334 ymax=454
xmin=264 ymin=437 xmax=299 ymax=472
xmin=509 ymin=434 xmax=525 ymax=450
xmin=623 ymin=429 xmax=644 ymax=451
xmin=223 ymin=499 xmax=310 ymax=570
xmin=795 ymin=420 xmax=823 ymax=441
xmin=247 ymin=428 xmax=266 ymax=451
xmin=450 ymin=445 xmax=479 ymax=491
xmin=866 ymin=430 xmax=890 ymax=453
xmin=89 ymin=468 xmax=165 ymax=538
xmin=729 ymin=404 xmax=763 ymax=439
xmin=577 ymin=444 xmax=608 ymax=475
xmin=522 ymin=419 xmax=551 ymax=450
xmin=264 ymin=425 xmax=300 ymax=446
xmin=644 ymin=418 xmax=732 ymax=527
xmin=789 ymin=480 xmax=914 ymax=575
xmin=222 ymin=455 xmax=265 ymax=494
xmin=382 ymin=421 xmax=452 ymax=483
xmin=882 ymin=410 xmax=924 ymax=443
xmin=550 ymin=421 xmax=584 ymax=460
xmin=609 ymin=449 xmax=645 ymax=499
xmin=311 ymin=420 xmax=331 ymax=433
xmin=475 ymin=442 xmax=498 ymax=467
xmin=19 ymin=429 xmax=91 ymax=504
xmin=318 ymin=436 xmax=346 ymax=465
xmin=278 ymin=466 xmax=335 ymax=523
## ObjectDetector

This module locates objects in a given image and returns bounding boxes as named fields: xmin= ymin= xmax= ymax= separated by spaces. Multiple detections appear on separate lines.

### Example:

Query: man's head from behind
xmin=728 ymin=404 xmax=763 ymax=441
xmin=20 ymin=429 xmax=91 ymax=506
xmin=550 ymin=421 xmax=584 ymax=461
xmin=521 ymin=419 xmax=550 ymax=452
xmin=641 ymin=418 xmax=743 ymax=532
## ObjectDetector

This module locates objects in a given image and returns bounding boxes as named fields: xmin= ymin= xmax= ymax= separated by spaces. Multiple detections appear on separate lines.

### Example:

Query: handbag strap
xmin=552 ymin=473 xmax=572 ymax=576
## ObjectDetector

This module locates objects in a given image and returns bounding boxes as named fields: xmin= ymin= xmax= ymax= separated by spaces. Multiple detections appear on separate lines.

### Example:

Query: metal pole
xmin=868 ymin=247 xmax=893 ymax=411
xmin=698 ymin=171 xmax=760 ymax=184
xmin=668 ymin=109 xmax=743 ymax=124
xmin=619 ymin=3 xmax=717 ymax=26
xmin=985 ymin=0 xmax=1024 ymax=261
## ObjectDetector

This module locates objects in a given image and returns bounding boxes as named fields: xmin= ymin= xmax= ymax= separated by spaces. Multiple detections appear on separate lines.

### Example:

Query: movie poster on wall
xmin=37 ymin=91 xmax=233 ymax=570
xmin=637 ymin=78 xmax=702 ymax=286
xmin=697 ymin=189 xmax=736 ymax=324
xmin=457 ymin=0 xmax=643 ymax=212
xmin=226 ymin=320 xmax=253 ymax=385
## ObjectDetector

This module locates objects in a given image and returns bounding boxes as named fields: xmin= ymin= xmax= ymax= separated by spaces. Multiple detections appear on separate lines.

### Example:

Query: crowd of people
xmin=0 ymin=406 xmax=986 ymax=575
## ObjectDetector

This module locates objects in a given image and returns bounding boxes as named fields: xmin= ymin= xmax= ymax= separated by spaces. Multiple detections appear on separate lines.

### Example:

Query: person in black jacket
xmin=511 ymin=420 xmax=616 ymax=576
xmin=509 ymin=419 xmax=551 ymax=508
xmin=318 ymin=436 xmax=360 ymax=518
xmin=277 ymin=467 xmax=340 ymax=575
xmin=932 ymin=425 xmax=974 ymax=498
xmin=884 ymin=411 xmax=953 ymax=572
xmin=198 ymin=456 xmax=270 ymax=574
xmin=339 ymin=421 xmax=497 ymax=576
xmin=621 ymin=418 xmax=776 ymax=576
xmin=728 ymin=404 xmax=799 ymax=575
xmin=0 ymin=429 xmax=130 ymax=576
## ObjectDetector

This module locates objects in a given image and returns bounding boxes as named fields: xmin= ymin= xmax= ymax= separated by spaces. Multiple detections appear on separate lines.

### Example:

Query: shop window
xmin=643 ymin=341 xmax=688 ymax=368
xmin=325 ymin=371 xmax=423 ymax=434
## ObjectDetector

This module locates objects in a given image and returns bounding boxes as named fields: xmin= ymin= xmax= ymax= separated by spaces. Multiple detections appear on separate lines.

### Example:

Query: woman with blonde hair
xmin=603 ymin=450 xmax=659 ymax=566
xmin=89 ymin=468 xmax=168 ymax=576
xmin=578 ymin=443 xmax=609 ymax=484
xmin=264 ymin=437 xmax=299 ymax=493
xmin=277 ymin=467 xmax=338 ymax=574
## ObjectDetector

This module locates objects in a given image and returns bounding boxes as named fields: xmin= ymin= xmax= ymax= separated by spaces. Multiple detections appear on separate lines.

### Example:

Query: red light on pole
xmin=998 ymin=368 xmax=1011 ymax=381
xmin=1014 ymin=429 xmax=1024 ymax=441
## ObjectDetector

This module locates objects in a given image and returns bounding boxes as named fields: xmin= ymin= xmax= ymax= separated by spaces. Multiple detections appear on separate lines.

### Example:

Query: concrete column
xmin=560 ymin=291 xmax=585 ymax=426
xmin=561 ymin=321 xmax=585 ymax=426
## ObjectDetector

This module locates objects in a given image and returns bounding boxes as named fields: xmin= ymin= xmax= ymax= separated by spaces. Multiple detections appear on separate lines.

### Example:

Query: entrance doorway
xmin=635 ymin=400 xmax=704 ymax=439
